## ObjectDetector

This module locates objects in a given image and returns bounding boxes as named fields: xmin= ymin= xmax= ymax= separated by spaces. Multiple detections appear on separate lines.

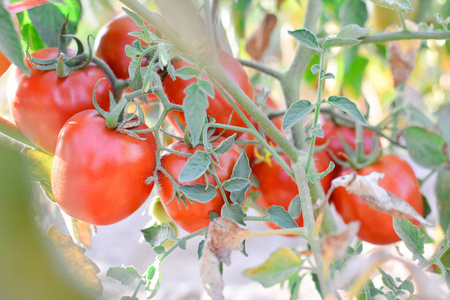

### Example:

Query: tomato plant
xmin=162 ymin=49 xmax=255 ymax=138
xmin=7 ymin=48 xmax=112 ymax=154
xmin=51 ymin=109 xmax=157 ymax=225
xmin=331 ymin=154 xmax=424 ymax=245
xmin=0 ymin=50 xmax=11 ymax=77
xmin=157 ymin=138 xmax=242 ymax=233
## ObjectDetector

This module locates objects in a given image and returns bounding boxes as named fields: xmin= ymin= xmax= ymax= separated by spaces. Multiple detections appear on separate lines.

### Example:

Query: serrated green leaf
xmin=393 ymin=218 xmax=425 ymax=262
xmin=221 ymin=204 xmax=246 ymax=225
xmin=223 ymin=178 xmax=251 ymax=192
xmin=435 ymin=167 xmax=450 ymax=231
xmin=174 ymin=66 xmax=201 ymax=80
xmin=23 ymin=148 xmax=55 ymax=202
xmin=124 ymin=44 xmax=142 ymax=57
xmin=179 ymin=184 xmax=217 ymax=203
xmin=311 ymin=64 xmax=321 ymax=75
xmin=267 ymin=205 xmax=299 ymax=229
xmin=337 ymin=24 xmax=371 ymax=39
xmin=244 ymin=248 xmax=303 ymax=287
xmin=0 ymin=3 xmax=29 ymax=75
xmin=288 ymin=195 xmax=301 ymax=219
xmin=307 ymin=161 xmax=335 ymax=184
xmin=398 ymin=278 xmax=414 ymax=294
xmin=182 ymin=83 xmax=209 ymax=145
xmin=404 ymin=126 xmax=447 ymax=169
xmin=178 ymin=150 xmax=210 ymax=182
xmin=309 ymin=123 xmax=324 ymax=138
xmin=229 ymin=151 xmax=251 ymax=205
xmin=322 ymin=37 xmax=361 ymax=50
xmin=282 ymin=99 xmax=315 ymax=131
xmin=379 ymin=268 xmax=397 ymax=292
xmin=369 ymin=0 xmax=414 ymax=13
xmin=197 ymin=79 xmax=215 ymax=98
xmin=122 ymin=7 xmax=146 ymax=27
xmin=214 ymin=134 xmax=236 ymax=155
xmin=141 ymin=224 xmax=176 ymax=248
xmin=327 ymin=96 xmax=367 ymax=125
xmin=106 ymin=266 xmax=141 ymax=286
xmin=288 ymin=29 xmax=322 ymax=53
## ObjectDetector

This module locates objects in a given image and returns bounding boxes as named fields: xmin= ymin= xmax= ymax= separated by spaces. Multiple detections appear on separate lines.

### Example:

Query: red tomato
xmin=95 ymin=14 xmax=162 ymax=80
xmin=162 ymin=50 xmax=255 ymax=138
xmin=252 ymin=151 xmax=334 ymax=230
xmin=157 ymin=139 xmax=242 ymax=233
xmin=316 ymin=118 xmax=380 ymax=161
xmin=8 ymin=48 xmax=112 ymax=154
xmin=0 ymin=51 xmax=11 ymax=77
xmin=331 ymin=154 xmax=423 ymax=245
xmin=51 ymin=109 xmax=157 ymax=225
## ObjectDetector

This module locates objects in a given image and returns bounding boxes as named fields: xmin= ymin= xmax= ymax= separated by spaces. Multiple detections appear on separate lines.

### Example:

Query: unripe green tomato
xmin=150 ymin=198 xmax=173 ymax=224
xmin=163 ymin=222 xmax=178 ymax=249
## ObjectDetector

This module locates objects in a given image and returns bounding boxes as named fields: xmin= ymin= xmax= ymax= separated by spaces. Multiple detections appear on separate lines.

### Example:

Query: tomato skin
xmin=331 ymin=154 xmax=423 ymax=245
xmin=162 ymin=50 xmax=255 ymax=138
xmin=51 ymin=109 xmax=157 ymax=225
xmin=8 ymin=48 xmax=112 ymax=154
xmin=157 ymin=139 xmax=242 ymax=233
xmin=316 ymin=119 xmax=380 ymax=161
xmin=252 ymin=151 xmax=334 ymax=230
xmin=0 ymin=51 xmax=11 ymax=77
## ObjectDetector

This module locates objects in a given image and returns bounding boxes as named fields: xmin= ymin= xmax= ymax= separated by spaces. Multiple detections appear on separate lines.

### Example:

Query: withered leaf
xmin=46 ymin=225 xmax=103 ymax=295
xmin=330 ymin=171 xmax=433 ymax=227
xmin=246 ymin=12 xmax=277 ymax=61
xmin=321 ymin=221 xmax=360 ymax=262
xmin=71 ymin=218 xmax=96 ymax=249
xmin=387 ymin=21 xmax=420 ymax=87
xmin=199 ymin=218 xmax=251 ymax=300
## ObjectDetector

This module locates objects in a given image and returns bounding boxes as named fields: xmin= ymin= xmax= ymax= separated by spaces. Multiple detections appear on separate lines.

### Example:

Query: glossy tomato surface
xmin=331 ymin=154 xmax=423 ymax=245
xmin=162 ymin=50 xmax=255 ymax=138
xmin=51 ymin=109 xmax=157 ymax=225
xmin=157 ymin=139 xmax=242 ymax=233
xmin=0 ymin=51 xmax=11 ymax=77
xmin=8 ymin=48 xmax=112 ymax=153
xmin=315 ymin=118 xmax=380 ymax=161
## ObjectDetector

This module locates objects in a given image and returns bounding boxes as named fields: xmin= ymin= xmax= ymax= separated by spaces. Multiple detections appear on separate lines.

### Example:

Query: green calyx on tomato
xmin=51 ymin=109 xmax=157 ymax=225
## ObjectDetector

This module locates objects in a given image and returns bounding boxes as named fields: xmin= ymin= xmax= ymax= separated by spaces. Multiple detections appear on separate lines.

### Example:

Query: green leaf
xmin=342 ymin=55 xmax=369 ymax=98
xmin=288 ymin=195 xmax=301 ymax=219
xmin=327 ymin=96 xmax=367 ymax=125
xmin=182 ymin=83 xmax=209 ymax=145
xmin=307 ymin=161 xmax=335 ymax=184
xmin=106 ymin=266 xmax=141 ymax=286
xmin=229 ymin=151 xmax=251 ymax=205
xmin=243 ymin=248 xmax=303 ymax=287
xmin=122 ymin=7 xmax=146 ymax=27
xmin=174 ymin=66 xmax=201 ymax=80
xmin=141 ymin=224 xmax=177 ymax=248
xmin=232 ymin=0 xmax=252 ymax=38
xmin=393 ymin=218 xmax=425 ymax=262
xmin=322 ymin=37 xmax=361 ymax=50
xmin=404 ymin=126 xmax=447 ymax=169
xmin=379 ymin=268 xmax=397 ymax=292
xmin=337 ymin=24 xmax=371 ymax=39
xmin=223 ymin=178 xmax=251 ymax=192
xmin=0 ymin=2 xmax=29 ymax=75
xmin=288 ymin=29 xmax=322 ymax=53
xmin=435 ymin=167 xmax=450 ymax=231
xmin=179 ymin=184 xmax=217 ymax=203
xmin=267 ymin=205 xmax=299 ymax=228
xmin=214 ymin=134 xmax=236 ymax=155
xmin=23 ymin=148 xmax=55 ymax=202
xmin=178 ymin=150 xmax=210 ymax=182
xmin=145 ymin=260 xmax=162 ymax=298
xmin=197 ymin=79 xmax=215 ymax=98
xmin=221 ymin=204 xmax=246 ymax=226
xmin=311 ymin=64 xmax=321 ymax=75
xmin=398 ymin=279 xmax=414 ymax=294
xmin=322 ymin=73 xmax=335 ymax=80
xmin=309 ymin=123 xmax=324 ymax=138
xmin=369 ymin=0 xmax=414 ymax=13
xmin=435 ymin=103 xmax=450 ymax=159
xmin=282 ymin=99 xmax=315 ymax=131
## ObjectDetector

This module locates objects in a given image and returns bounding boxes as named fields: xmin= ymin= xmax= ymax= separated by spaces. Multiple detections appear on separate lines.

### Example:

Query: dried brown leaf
xmin=246 ymin=12 xmax=277 ymax=60
xmin=199 ymin=217 xmax=251 ymax=300
xmin=331 ymin=171 xmax=433 ymax=226
xmin=46 ymin=226 xmax=103 ymax=295
xmin=71 ymin=219 xmax=96 ymax=248
xmin=387 ymin=21 xmax=420 ymax=87
xmin=321 ymin=221 xmax=360 ymax=262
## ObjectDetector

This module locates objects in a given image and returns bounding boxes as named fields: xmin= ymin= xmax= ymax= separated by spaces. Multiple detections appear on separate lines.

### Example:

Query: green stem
xmin=0 ymin=116 xmax=36 ymax=149
xmin=359 ymin=30 xmax=450 ymax=44
xmin=237 ymin=58 xmax=283 ymax=79
xmin=398 ymin=13 xmax=408 ymax=31
xmin=160 ymin=228 xmax=208 ymax=261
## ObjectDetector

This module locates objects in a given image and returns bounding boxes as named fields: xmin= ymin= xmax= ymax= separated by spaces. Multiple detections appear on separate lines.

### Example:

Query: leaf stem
xmin=237 ymin=58 xmax=283 ymax=79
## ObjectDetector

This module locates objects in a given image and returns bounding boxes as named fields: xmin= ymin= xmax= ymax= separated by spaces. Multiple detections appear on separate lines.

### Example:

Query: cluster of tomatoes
xmin=5 ymin=13 xmax=423 ymax=246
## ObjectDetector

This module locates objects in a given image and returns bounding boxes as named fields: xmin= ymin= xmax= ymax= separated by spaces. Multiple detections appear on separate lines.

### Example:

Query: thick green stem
xmin=359 ymin=30 xmax=450 ymax=44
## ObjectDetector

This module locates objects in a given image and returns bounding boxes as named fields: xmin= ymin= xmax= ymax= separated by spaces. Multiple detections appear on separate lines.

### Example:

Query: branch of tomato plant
xmin=0 ymin=116 xmax=36 ymax=149
xmin=237 ymin=58 xmax=283 ymax=80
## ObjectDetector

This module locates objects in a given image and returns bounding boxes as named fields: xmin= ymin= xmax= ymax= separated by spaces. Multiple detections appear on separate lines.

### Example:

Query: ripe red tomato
xmin=51 ymin=109 xmax=157 ymax=225
xmin=95 ymin=14 xmax=162 ymax=80
xmin=315 ymin=118 xmax=380 ymax=161
xmin=157 ymin=139 xmax=242 ymax=233
xmin=0 ymin=51 xmax=11 ymax=77
xmin=162 ymin=50 xmax=255 ymax=138
xmin=331 ymin=154 xmax=423 ymax=245
xmin=252 ymin=151 xmax=335 ymax=230
xmin=8 ymin=48 xmax=112 ymax=154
